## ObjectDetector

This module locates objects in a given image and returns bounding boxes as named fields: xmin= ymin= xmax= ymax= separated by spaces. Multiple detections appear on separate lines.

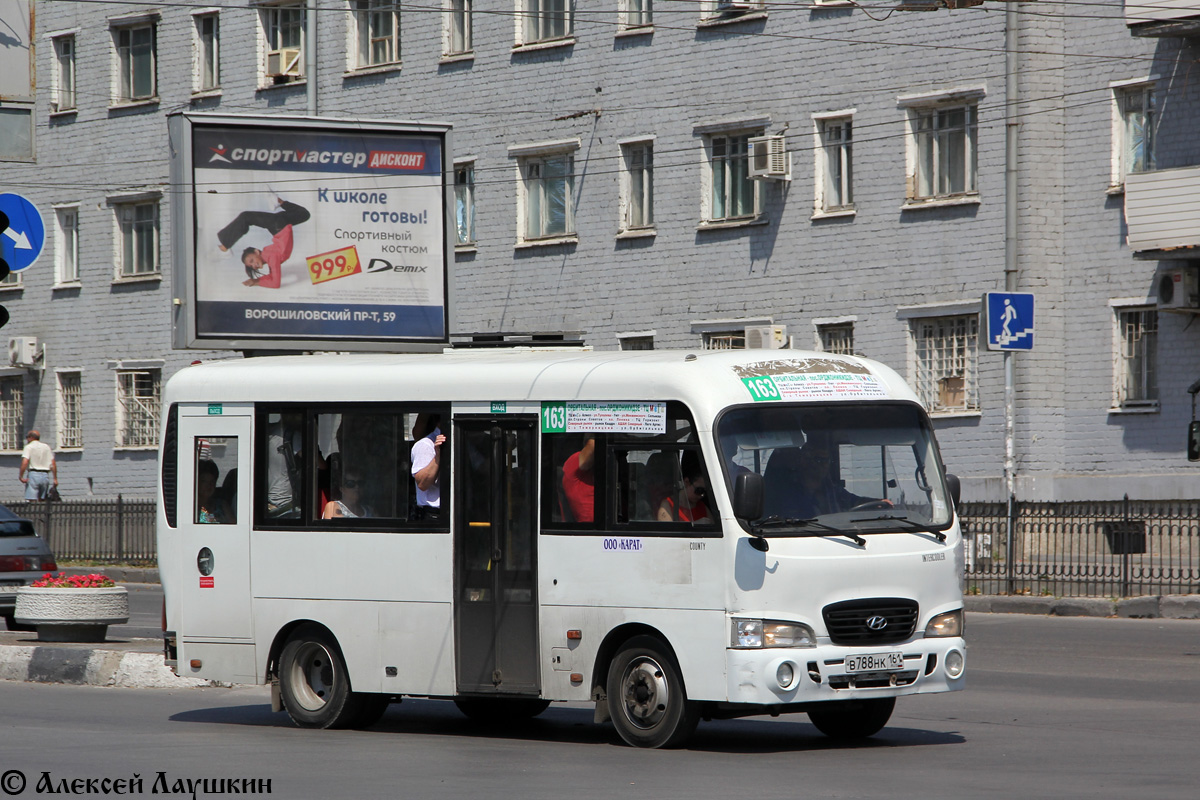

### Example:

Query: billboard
xmin=170 ymin=113 xmax=453 ymax=351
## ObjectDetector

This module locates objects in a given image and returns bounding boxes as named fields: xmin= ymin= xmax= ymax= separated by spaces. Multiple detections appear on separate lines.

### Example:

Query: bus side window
xmin=195 ymin=436 xmax=237 ymax=525
xmin=543 ymin=433 xmax=598 ymax=526
xmin=264 ymin=412 xmax=304 ymax=520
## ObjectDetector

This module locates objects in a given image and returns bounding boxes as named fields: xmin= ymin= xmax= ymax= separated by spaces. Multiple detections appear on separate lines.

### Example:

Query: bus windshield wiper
xmin=848 ymin=513 xmax=947 ymax=543
xmin=750 ymin=516 xmax=865 ymax=546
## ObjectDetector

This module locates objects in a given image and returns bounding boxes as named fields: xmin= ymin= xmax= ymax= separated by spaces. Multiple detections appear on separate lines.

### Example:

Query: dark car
xmin=0 ymin=504 xmax=58 ymax=631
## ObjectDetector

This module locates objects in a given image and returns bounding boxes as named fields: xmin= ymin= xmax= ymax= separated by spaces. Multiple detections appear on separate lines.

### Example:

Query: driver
xmin=766 ymin=442 xmax=887 ymax=519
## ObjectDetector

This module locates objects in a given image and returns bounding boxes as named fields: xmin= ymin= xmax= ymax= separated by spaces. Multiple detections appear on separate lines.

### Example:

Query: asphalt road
xmin=1 ymin=614 xmax=1197 ymax=799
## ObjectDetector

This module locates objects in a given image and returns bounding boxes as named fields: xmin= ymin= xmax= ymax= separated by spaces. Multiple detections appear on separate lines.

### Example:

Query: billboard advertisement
xmin=170 ymin=113 xmax=452 ymax=351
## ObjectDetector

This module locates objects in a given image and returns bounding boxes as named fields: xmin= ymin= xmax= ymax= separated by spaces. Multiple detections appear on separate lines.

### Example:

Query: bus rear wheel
xmin=279 ymin=624 xmax=375 ymax=729
xmin=607 ymin=635 xmax=699 ymax=749
xmin=807 ymin=697 xmax=895 ymax=740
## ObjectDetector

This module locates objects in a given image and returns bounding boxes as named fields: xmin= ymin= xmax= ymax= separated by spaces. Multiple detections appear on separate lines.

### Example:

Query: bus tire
xmin=807 ymin=697 xmax=895 ymax=740
xmin=278 ymin=624 xmax=362 ymax=729
xmin=454 ymin=697 xmax=550 ymax=723
xmin=607 ymin=635 xmax=699 ymax=749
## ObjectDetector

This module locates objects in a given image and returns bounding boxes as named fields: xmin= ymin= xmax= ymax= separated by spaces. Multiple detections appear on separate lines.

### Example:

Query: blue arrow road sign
xmin=985 ymin=292 xmax=1035 ymax=351
xmin=0 ymin=193 xmax=46 ymax=273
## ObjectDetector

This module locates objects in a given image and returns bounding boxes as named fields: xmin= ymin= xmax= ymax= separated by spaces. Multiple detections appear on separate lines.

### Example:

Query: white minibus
xmin=157 ymin=348 xmax=965 ymax=747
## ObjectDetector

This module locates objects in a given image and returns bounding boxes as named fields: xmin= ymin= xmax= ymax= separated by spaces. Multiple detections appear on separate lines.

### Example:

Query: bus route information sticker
xmin=541 ymin=402 xmax=667 ymax=434
xmin=734 ymin=358 xmax=887 ymax=402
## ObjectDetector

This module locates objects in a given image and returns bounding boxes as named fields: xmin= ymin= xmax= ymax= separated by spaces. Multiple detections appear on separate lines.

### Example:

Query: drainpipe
xmin=306 ymin=0 xmax=318 ymax=116
xmin=1004 ymin=2 xmax=1020 ymax=582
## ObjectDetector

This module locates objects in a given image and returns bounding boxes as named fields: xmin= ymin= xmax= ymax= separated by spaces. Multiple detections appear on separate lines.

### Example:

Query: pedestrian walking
xmin=18 ymin=430 xmax=57 ymax=500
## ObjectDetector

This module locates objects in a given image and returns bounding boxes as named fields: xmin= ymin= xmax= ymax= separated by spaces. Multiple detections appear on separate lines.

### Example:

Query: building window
xmin=56 ymin=206 xmax=79 ymax=284
xmin=116 ymin=201 xmax=159 ymax=277
xmin=1116 ymin=84 xmax=1155 ymax=183
xmin=57 ymin=372 xmax=83 ymax=450
xmin=0 ymin=107 xmax=34 ymax=162
xmin=818 ymin=322 xmax=854 ymax=355
xmin=523 ymin=0 xmax=570 ymax=44
xmin=115 ymin=23 xmax=157 ymax=102
xmin=454 ymin=162 xmax=476 ymax=245
xmin=912 ymin=105 xmax=977 ymax=200
xmin=52 ymin=35 xmax=77 ymax=111
xmin=708 ymin=132 xmax=757 ymax=222
xmin=196 ymin=13 xmax=220 ymax=91
xmin=702 ymin=0 xmax=764 ymax=20
xmin=353 ymin=0 xmax=399 ymax=68
xmin=116 ymin=369 xmax=161 ymax=448
xmin=521 ymin=154 xmax=574 ymax=241
xmin=912 ymin=315 xmax=979 ymax=413
xmin=263 ymin=4 xmax=305 ymax=80
xmin=1116 ymin=307 xmax=1157 ymax=406
xmin=619 ymin=335 xmax=655 ymax=351
xmin=0 ymin=270 xmax=20 ymax=288
xmin=622 ymin=0 xmax=652 ymax=28
xmin=447 ymin=0 xmax=472 ymax=54
xmin=0 ymin=376 xmax=23 ymax=452
xmin=703 ymin=331 xmax=746 ymax=350
xmin=818 ymin=116 xmax=853 ymax=212
xmin=621 ymin=141 xmax=654 ymax=231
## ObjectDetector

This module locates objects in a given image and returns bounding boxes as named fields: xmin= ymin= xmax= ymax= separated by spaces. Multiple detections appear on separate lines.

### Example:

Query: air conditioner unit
xmin=266 ymin=48 xmax=302 ymax=78
xmin=748 ymin=135 xmax=791 ymax=181
xmin=8 ymin=337 xmax=38 ymax=367
xmin=1156 ymin=266 xmax=1200 ymax=311
xmin=745 ymin=325 xmax=787 ymax=350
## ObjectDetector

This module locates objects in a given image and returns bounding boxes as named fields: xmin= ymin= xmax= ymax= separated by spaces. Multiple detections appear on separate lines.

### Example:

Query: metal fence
xmin=4 ymin=498 xmax=156 ymax=564
xmin=5 ymin=495 xmax=1200 ymax=596
xmin=962 ymin=497 xmax=1200 ymax=598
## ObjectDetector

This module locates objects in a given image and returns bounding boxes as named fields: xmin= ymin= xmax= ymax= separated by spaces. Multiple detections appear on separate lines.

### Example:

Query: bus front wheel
xmin=607 ymin=635 xmax=699 ymax=748
xmin=279 ymin=624 xmax=377 ymax=729
xmin=807 ymin=697 xmax=895 ymax=740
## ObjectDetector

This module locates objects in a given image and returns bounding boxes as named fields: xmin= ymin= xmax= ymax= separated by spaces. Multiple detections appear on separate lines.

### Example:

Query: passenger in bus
xmin=764 ymin=443 xmax=887 ymax=519
xmin=322 ymin=471 xmax=373 ymax=519
xmin=560 ymin=436 xmax=595 ymax=522
xmin=196 ymin=459 xmax=224 ymax=524
xmin=655 ymin=451 xmax=710 ymax=523
xmin=411 ymin=414 xmax=445 ymax=521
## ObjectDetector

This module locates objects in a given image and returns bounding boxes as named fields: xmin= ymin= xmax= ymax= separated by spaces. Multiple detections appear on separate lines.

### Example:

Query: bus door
xmin=177 ymin=407 xmax=253 ymax=639
xmin=453 ymin=417 xmax=540 ymax=695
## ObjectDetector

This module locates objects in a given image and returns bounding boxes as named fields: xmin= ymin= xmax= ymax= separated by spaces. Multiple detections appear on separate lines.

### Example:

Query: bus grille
xmin=822 ymin=598 xmax=918 ymax=645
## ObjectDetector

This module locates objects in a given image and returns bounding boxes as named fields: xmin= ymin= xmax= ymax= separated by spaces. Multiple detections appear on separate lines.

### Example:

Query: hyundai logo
xmin=865 ymin=615 xmax=889 ymax=631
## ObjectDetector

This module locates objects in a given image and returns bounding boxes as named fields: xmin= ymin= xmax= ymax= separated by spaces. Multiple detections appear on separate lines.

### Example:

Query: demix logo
xmin=208 ymin=145 xmax=232 ymax=164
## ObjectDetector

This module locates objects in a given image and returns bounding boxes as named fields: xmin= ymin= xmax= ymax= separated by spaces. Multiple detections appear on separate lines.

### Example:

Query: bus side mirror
xmin=733 ymin=472 xmax=764 ymax=522
xmin=1188 ymin=422 xmax=1200 ymax=462
xmin=945 ymin=473 xmax=961 ymax=508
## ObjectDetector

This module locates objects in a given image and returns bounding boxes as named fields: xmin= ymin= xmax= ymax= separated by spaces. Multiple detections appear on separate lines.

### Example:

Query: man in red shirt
xmin=561 ymin=436 xmax=595 ymax=522
xmin=216 ymin=197 xmax=310 ymax=289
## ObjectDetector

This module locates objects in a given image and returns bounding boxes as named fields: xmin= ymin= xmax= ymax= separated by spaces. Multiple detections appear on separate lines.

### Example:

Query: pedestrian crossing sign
xmin=984 ymin=292 xmax=1035 ymax=351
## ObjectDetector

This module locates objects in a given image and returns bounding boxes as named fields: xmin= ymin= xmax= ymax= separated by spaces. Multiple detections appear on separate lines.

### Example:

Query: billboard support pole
xmin=306 ymin=0 xmax=318 ymax=115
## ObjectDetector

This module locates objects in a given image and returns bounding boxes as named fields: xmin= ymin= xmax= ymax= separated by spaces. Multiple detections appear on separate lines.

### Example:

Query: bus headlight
xmin=924 ymin=609 xmax=964 ymax=638
xmin=731 ymin=619 xmax=816 ymax=649
xmin=945 ymin=648 xmax=965 ymax=678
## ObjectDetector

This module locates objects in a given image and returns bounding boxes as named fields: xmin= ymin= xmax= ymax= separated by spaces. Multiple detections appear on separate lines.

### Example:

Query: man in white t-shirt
xmin=411 ymin=414 xmax=446 ymax=521
xmin=19 ymin=430 xmax=57 ymax=500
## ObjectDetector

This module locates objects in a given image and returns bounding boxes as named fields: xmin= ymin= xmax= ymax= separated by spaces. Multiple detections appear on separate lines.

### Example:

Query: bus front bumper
xmin=724 ymin=637 xmax=966 ymax=705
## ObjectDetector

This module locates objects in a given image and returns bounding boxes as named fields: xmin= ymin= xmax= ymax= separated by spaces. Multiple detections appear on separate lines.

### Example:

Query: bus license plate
xmin=845 ymin=652 xmax=904 ymax=673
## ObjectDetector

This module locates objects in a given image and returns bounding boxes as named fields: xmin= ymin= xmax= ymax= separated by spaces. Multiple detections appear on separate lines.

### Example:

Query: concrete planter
xmin=14 ymin=586 xmax=129 ymax=643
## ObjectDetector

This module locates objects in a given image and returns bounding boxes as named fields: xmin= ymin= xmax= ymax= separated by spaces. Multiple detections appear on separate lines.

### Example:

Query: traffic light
xmin=0 ymin=210 xmax=10 ymax=329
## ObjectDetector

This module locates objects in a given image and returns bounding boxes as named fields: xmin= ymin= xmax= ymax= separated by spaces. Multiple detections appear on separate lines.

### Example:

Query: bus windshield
xmin=717 ymin=403 xmax=953 ymax=533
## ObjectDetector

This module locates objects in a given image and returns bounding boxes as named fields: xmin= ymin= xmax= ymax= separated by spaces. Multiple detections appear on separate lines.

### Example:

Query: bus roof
xmin=165 ymin=349 xmax=921 ymax=423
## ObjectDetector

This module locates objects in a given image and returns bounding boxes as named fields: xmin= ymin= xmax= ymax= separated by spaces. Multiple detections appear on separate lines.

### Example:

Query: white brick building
xmin=0 ymin=0 xmax=1198 ymax=502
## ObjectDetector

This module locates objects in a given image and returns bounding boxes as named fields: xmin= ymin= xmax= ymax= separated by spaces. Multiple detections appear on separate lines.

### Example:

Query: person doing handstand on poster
xmin=217 ymin=196 xmax=311 ymax=288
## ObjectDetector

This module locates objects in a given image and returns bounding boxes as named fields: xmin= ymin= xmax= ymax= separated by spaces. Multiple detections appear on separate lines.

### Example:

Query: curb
xmin=0 ymin=641 xmax=208 ymax=689
xmin=964 ymin=593 xmax=1200 ymax=619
